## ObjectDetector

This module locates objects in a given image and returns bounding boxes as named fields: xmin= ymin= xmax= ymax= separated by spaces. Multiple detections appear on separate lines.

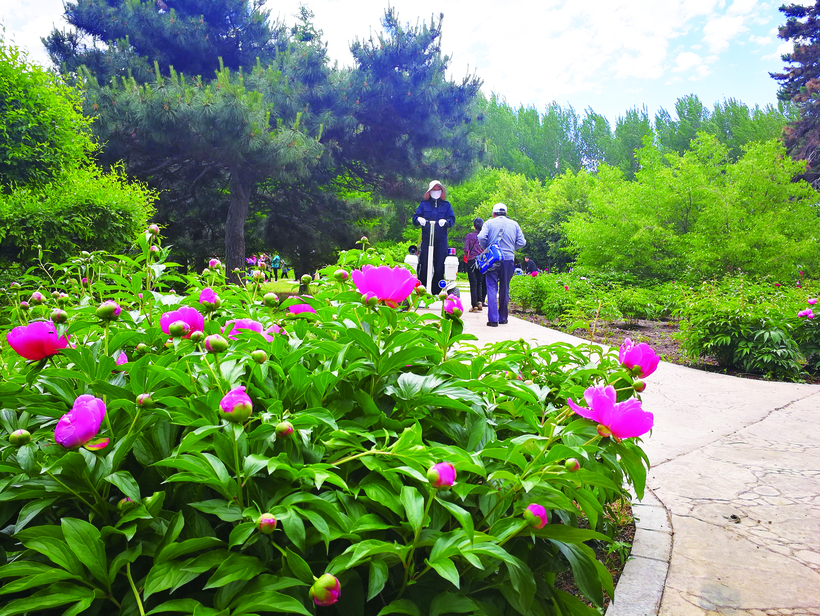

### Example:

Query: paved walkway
xmin=455 ymin=309 xmax=820 ymax=616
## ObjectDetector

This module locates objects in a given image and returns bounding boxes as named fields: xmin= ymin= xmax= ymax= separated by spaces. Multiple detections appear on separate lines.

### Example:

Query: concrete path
xmin=454 ymin=309 xmax=820 ymax=616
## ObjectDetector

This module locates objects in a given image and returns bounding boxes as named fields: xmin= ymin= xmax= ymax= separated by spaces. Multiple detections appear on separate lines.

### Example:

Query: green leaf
xmin=554 ymin=542 xmax=603 ymax=608
xmin=427 ymin=558 xmax=460 ymax=588
xmin=146 ymin=599 xmax=204 ymax=615
xmin=15 ymin=535 xmax=83 ymax=577
xmin=230 ymin=590 xmax=312 ymax=616
xmin=286 ymin=549 xmax=315 ymax=585
xmin=0 ymin=568 xmax=79 ymax=595
xmin=280 ymin=509 xmax=306 ymax=552
xmin=400 ymin=486 xmax=425 ymax=534
xmin=61 ymin=518 xmax=109 ymax=586
xmin=377 ymin=599 xmax=422 ymax=616
xmin=143 ymin=560 xmax=201 ymax=601
xmin=0 ymin=583 xmax=94 ymax=616
xmin=367 ymin=559 xmax=389 ymax=601
xmin=229 ymin=522 xmax=257 ymax=549
xmin=104 ymin=471 xmax=142 ymax=502
xmin=189 ymin=499 xmax=242 ymax=522
xmin=108 ymin=545 xmax=142 ymax=584
xmin=157 ymin=537 xmax=225 ymax=562
xmin=429 ymin=592 xmax=478 ymax=616
xmin=436 ymin=498 xmax=474 ymax=543
xmin=204 ymin=554 xmax=266 ymax=589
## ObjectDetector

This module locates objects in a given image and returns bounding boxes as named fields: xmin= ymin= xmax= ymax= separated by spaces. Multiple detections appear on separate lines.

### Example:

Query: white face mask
xmin=430 ymin=190 xmax=442 ymax=199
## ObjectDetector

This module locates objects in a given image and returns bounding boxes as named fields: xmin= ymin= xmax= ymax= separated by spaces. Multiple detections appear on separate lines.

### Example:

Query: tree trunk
xmin=225 ymin=170 xmax=251 ymax=283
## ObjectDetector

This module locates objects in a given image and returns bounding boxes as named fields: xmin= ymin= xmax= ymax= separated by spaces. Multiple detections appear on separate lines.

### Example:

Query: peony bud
xmin=415 ymin=285 xmax=427 ymax=296
xmin=57 ymin=293 xmax=69 ymax=306
xmin=51 ymin=290 xmax=60 ymax=299
xmin=96 ymin=300 xmax=121 ymax=321
xmin=135 ymin=342 xmax=150 ymax=355
xmin=208 ymin=258 xmax=221 ymax=269
xmin=205 ymin=334 xmax=229 ymax=353
xmin=19 ymin=301 xmax=30 ymax=311
xmin=564 ymin=458 xmax=581 ymax=472
xmin=258 ymin=513 xmax=277 ymax=534
xmin=147 ymin=224 xmax=160 ymax=236
xmin=29 ymin=291 xmax=45 ymax=305
xmin=219 ymin=386 xmax=253 ymax=423
xmin=168 ymin=320 xmax=191 ymax=338
xmin=252 ymin=269 xmax=266 ymax=281
xmin=300 ymin=274 xmax=312 ymax=286
xmin=333 ymin=269 xmax=349 ymax=282
xmin=523 ymin=503 xmax=549 ymax=529
xmin=118 ymin=497 xmax=137 ymax=511
xmin=263 ymin=292 xmax=279 ymax=307
xmin=10 ymin=282 xmax=21 ymax=289
xmin=633 ymin=379 xmax=646 ymax=393
xmin=310 ymin=574 xmax=341 ymax=607
xmin=530 ymin=369 xmax=538 ymax=376
xmin=189 ymin=330 xmax=204 ymax=344
xmin=136 ymin=393 xmax=154 ymax=408
xmin=251 ymin=350 xmax=267 ymax=364
xmin=427 ymin=462 xmax=456 ymax=489
xmin=149 ymin=245 xmax=160 ymax=254
xmin=51 ymin=308 xmax=68 ymax=324
xmin=275 ymin=421 xmax=294 ymax=438
xmin=9 ymin=429 xmax=31 ymax=446
xmin=438 ymin=290 xmax=448 ymax=300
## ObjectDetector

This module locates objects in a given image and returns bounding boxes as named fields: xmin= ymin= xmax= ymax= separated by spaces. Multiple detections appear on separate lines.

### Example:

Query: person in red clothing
xmin=463 ymin=218 xmax=486 ymax=312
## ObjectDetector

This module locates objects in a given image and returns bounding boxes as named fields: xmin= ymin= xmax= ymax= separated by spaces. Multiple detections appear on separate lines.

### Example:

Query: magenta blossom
xmin=567 ymin=385 xmax=654 ymax=440
xmin=310 ymin=574 xmax=341 ymax=607
xmin=444 ymin=294 xmax=464 ymax=317
xmin=160 ymin=306 xmax=204 ymax=339
xmin=219 ymin=386 xmax=253 ymax=423
xmin=809 ymin=298 xmax=817 ymax=305
xmin=524 ymin=504 xmax=549 ymax=529
xmin=116 ymin=351 xmax=128 ymax=366
xmin=352 ymin=265 xmax=417 ymax=308
xmin=30 ymin=291 xmax=45 ymax=304
xmin=6 ymin=321 xmax=70 ymax=361
xmin=199 ymin=287 xmax=221 ymax=309
xmin=427 ymin=462 xmax=457 ymax=489
xmin=288 ymin=303 xmax=317 ymax=315
xmin=774 ymin=282 xmax=781 ymax=287
xmin=618 ymin=338 xmax=660 ymax=378
xmin=55 ymin=395 xmax=107 ymax=449
xmin=223 ymin=319 xmax=274 ymax=341
xmin=208 ymin=258 xmax=221 ymax=269
xmin=530 ymin=271 xmax=538 ymax=277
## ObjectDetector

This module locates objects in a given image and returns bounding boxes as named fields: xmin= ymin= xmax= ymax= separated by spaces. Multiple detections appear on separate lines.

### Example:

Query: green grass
xmin=261 ymin=279 xmax=300 ymax=294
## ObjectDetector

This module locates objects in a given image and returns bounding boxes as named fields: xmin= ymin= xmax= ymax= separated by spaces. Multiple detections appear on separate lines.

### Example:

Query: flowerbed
xmin=0 ymin=231 xmax=654 ymax=616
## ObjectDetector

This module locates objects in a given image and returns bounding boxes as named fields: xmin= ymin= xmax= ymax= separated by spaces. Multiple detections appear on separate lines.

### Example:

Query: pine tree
xmin=772 ymin=1 xmax=820 ymax=185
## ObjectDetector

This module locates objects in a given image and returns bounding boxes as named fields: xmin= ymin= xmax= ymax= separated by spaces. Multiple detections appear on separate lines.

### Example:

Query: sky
xmin=0 ymin=0 xmax=810 ymax=123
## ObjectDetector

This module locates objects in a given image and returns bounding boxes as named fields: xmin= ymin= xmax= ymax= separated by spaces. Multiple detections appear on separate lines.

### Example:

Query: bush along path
xmin=459 ymin=309 xmax=820 ymax=615
xmin=0 ymin=231 xmax=659 ymax=616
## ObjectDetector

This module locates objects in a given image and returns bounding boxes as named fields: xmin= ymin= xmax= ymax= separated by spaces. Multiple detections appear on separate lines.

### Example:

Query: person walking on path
xmin=412 ymin=180 xmax=455 ymax=293
xmin=477 ymin=203 xmax=526 ymax=327
xmin=523 ymin=256 xmax=538 ymax=274
xmin=464 ymin=217 xmax=487 ymax=312
xmin=270 ymin=253 xmax=281 ymax=281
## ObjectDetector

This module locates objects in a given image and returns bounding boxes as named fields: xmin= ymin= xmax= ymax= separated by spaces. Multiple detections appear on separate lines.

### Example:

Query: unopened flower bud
xmin=9 ymin=429 xmax=31 ymax=446
xmin=300 ymin=274 xmax=312 ymax=286
xmin=258 ymin=513 xmax=277 ymax=534
xmin=19 ymin=301 xmax=30 ymax=311
xmin=135 ymin=342 xmax=150 ymax=355
xmin=168 ymin=320 xmax=191 ymax=338
xmin=438 ymin=290 xmax=448 ymax=300
xmin=252 ymin=350 xmax=267 ymax=363
xmin=29 ymin=291 xmax=45 ymax=305
xmin=51 ymin=308 xmax=68 ymax=324
xmin=252 ymin=269 xmax=265 ymax=281
xmin=208 ymin=258 xmax=221 ymax=269
xmin=333 ymin=269 xmax=349 ymax=282
xmin=10 ymin=282 xmax=21 ymax=289
xmin=57 ymin=293 xmax=69 ymax=306
xmin=633 ymin=379 xmax=646 ymax=393
xmin=310 ymin=574 xmax=341 ymax=607
xmin=149 ymin=245 xmax=160 ymax=254
xmin=190 ymin=330 xmax=204 ymax=344
xmin=118 ymin=497 xmax=137 ymax=511
xmin=415 ymin=285 xmax=427 ymax=296
xmin=523 ymin=503 xmax=549 ymax=529
xmin=263 ymin=292 xmax=279 ymax=307
xmin=564 ymin=458 xmax=581 ymax=472
xmin=136 ymin=393 xmax=154 ymax=408
xmin=275 ymin=421 xmax=294 ymax=438
xmin=530 ymin=369 xmax=538 ymax=376
xmin=205 ymin=334 xmax=229 ymax=353
xmin=96 ymin=300 xmax=121 ymax=320
xmin=219 ymin=387 xmax=253 ymax=423
xmin=427 ymin=462 xmax=456 ymax=489
xmin=51 ymin=290 xmax=60 ymax=299
xmin=147 ymin=224 xmax=160 ymax=235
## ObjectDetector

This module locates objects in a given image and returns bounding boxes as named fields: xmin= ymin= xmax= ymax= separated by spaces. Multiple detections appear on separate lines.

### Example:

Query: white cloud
xmin=763 ymin=41 xmax=792 ymax=61
xmin=749 ymin=34 xmax=772 ymax=45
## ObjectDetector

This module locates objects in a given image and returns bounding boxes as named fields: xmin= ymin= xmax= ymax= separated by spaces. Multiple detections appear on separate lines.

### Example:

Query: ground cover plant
xmin=511 ymin=271 xmax=818 ymax=381
xmin=0 ymin=231 xmax=655 ymax=616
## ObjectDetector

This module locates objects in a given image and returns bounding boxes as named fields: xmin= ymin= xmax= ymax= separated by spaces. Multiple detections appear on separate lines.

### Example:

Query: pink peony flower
xmin=55 ymin=395 xmax=106 ymax=448
xmin=208 ymin=258 xmax=221 ymax=269
xmin=310 ymin=574 xmax=341 ymax=607
xmin=199 ymin=287 xmax=221 ymax=309
xmin=524 ymin=504 xmax=549 ymax=529
xmin=530 ymin=271 xmax=538 ymax=277
xmin=799 ymin=309 xmax=809 ymax=318
xmin=774 ymin=283 xmax=781 ymax=287
xmin=223 ymin=319 xmax=273 ymax=341
xmin=352 ymin=265 xmax=417 ymax=308
xmin=809 ymin=298 xmax=817 ymax=305
xmin=116 ymin=351 xmax=128 ymax=366
xmin=160 ymin=306 xmax=204 ymax=339
xmin=6 ymin=321 xmax=70 ymax=360
xmin=563 ymin=285 xmax=569 ymax=291
xmin=219 ymin=386 xmax=253 ymax=423
xmin=568 ymin=385 xmax=654 ymax=440
xmin=288 ymin=303 xmax=317 ymax=315
xmin=444 ymin=294 xmax=464 ymax=317
xmin=427 ymin=462 xmax=457 ymax=488
xmin=618 ymin=338 xmax=660 ymax=378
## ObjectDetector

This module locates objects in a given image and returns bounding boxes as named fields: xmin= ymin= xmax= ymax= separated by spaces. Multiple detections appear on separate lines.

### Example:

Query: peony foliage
xmin=0 ymin=231 xmax=653 ymax=615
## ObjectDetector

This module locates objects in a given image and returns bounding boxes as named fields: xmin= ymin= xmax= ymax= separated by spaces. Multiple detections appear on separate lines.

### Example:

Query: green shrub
xmin=0 ymin=235 xmax=653 ymax=615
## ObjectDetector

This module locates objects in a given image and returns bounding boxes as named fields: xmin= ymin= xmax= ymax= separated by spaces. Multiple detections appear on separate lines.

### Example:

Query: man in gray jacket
xmin=477 ymin=203 xmax=526 ymax=326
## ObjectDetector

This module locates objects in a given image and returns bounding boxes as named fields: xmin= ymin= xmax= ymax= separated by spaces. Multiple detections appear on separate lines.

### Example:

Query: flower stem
xmin=399 ymin=489 xmax=436 ymax=597
xmin=127 ymin=563 xmax=145 ymax=616
xmin=231 ymin=426 xmax=244 ymax=510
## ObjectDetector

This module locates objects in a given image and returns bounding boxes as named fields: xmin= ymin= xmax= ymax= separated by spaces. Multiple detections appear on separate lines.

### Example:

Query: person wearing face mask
xmin=412 ymin=180 xmax=456 ymax=292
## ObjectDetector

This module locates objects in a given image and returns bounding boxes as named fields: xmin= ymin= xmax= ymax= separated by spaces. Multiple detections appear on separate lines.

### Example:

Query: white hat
xmin=492 ymin=203 xmax=507 ymax=214
xmin=424 ymin=180 xmax=447 ymax=200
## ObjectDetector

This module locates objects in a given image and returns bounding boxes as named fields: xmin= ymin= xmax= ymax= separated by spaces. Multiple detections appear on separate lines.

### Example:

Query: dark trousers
xmin=467 ymin=259 xmax=486 ymax=308
xmin=485 ymin=260 xmax=515 ymax=323
xmin=272 ymin=267 xmax=279 ymax=281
